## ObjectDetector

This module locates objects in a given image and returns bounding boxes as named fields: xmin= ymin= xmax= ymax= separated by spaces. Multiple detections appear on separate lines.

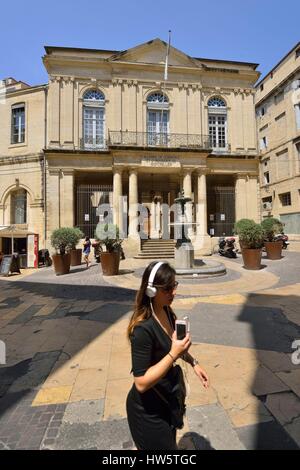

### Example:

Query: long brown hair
xmin=127 ymin=261 xmax=176 ymax=339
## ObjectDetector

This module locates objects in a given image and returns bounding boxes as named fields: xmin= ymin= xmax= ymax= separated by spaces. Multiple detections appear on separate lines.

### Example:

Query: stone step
xmin=139 ymin=239 xmax=175 ymax=259
xmin=141 ymin=246 xmax=175 ymax=250
xmin=141 ymin=247 xmax=175 ymax=252
xmin=134 ymin=254 xmax=175 ymax=259
xmin=138 ymin=252 xmax=175 ymax=256
xmin=141 ymin=241 xmax=176 ymax=246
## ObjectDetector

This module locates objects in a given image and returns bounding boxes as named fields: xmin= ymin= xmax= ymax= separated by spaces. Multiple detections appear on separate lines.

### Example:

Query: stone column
xmin=150 ymin=201 xmax=156 ymax=238
xmin=197 ymin=170 xmax=208 ymax=236
xmin=182 ymin=168 xmax=193 ymax=238
xmin=46 ymin=169 xmax=60 ymax=243
xmin=113 ymin=167 xmax=123 ymax=234
xmin=246 ymin=175 xmax=259 ymax=222
xmin=128 ymin=168 xmax=139 ymax=239
xmin=155 ymin=199 xmax=161 ymax=238
xmin=61 ymin=169 xmax=74 ymax=228
xmin=195 ymin=169 xmax=211 ymax=254
xmin=235 ymin=173 xmax=248 ymax=221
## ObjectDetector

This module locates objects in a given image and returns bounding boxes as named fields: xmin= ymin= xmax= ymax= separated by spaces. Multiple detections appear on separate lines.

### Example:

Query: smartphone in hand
xmin=175 ymin=316 xmax=190 ymax=340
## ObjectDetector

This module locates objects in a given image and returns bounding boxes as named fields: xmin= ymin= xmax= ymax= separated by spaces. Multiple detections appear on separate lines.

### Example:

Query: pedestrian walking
xmin=126 ymin=261 xmax=209 ymax=450
xmin=83 ymin=236 xmax=91 ymax=268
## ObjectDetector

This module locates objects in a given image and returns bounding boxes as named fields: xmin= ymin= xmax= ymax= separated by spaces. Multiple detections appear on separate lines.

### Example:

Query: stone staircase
xmin=134 ymin=239 xmax=175 ymax=259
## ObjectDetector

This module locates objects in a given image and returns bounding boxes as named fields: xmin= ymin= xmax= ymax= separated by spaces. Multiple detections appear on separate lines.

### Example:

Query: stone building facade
xmin=255 ymin=41 xmax=300 ymax=236
xmin=0 ymin=39 xmax=261 ymax=259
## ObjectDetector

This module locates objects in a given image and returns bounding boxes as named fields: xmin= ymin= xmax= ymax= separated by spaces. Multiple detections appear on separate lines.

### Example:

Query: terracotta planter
xmin=264 ymin=241 xmax=283 ymax=260
xmin=100 ymin=251 xmax=120 ymax=276
xmin=241 ymin=248 xmax=262 ymax=270
xmin=239 ymin=239 xmax=246 ymax=253
xmin=52 ymin=253 xmax=71 ymax=275
xmin=70 ymin=248 xmax=82 ymax=266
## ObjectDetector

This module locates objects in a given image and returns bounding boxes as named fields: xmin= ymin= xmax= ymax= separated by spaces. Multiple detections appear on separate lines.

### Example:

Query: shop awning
xmin=0 ymin=225 xmax=35 ymax=238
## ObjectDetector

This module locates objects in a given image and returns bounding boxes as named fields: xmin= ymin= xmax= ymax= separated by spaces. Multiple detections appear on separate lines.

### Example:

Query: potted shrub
xmin=95 ymin=223 xmax=123 ymax=275
xmin=69 ymin=227 xmax=84 ymax=266
xmin=235 ymin=219 xmax=264 ymax=270
xmin=234 ymin=218 xmax=255 ymax=251
xmin=261 ymin=217 xmax=284 ymax=260
xmin=50 ymin=227 xmax=75 ymax=275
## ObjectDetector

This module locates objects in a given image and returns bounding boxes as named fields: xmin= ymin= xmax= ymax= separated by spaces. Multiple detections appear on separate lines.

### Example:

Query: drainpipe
xmin=44 ymin=86 xmax=48 ymax=247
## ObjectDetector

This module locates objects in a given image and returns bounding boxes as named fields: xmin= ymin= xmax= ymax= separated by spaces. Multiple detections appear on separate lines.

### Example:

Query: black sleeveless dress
xmin=126 ymin=310 xmax=182 ymax=450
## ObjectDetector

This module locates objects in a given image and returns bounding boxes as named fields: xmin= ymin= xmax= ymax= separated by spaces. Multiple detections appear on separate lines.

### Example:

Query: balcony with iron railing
xmin=108 ymin=131 xmax=211 ymax=150
xmin=46 ymin=134 xmax=235 ymax=153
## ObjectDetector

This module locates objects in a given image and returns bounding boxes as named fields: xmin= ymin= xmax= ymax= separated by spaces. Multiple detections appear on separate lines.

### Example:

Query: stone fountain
xmin=171 ymin=191 xmax=226 ymax=277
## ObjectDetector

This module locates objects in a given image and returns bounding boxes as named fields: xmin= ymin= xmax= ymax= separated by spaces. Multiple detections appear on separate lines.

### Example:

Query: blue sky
xmin=1 ymin=0 xmax=299 ymax=86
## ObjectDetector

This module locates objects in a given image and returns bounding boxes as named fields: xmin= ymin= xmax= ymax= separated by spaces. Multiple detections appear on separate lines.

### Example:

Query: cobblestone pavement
xmin=0 ymin=250 xmax=299 ymax=450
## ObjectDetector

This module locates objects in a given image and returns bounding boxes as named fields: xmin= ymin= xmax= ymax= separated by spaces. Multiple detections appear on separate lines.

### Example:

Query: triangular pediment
xmin=109 ymin=38 xmax=201 ymax=69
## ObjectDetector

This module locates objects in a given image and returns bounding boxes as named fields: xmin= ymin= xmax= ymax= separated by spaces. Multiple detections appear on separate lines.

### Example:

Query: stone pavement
xmin=0 ymin=250 xmax=299 ymax=450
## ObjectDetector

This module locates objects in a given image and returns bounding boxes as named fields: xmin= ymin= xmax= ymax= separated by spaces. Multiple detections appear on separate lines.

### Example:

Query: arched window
xmin=83 ymin=90 xmax=105 ymax=102
xmin=147 ymin=93 xmax=169 ymax=145
xmin=147 ymin=92 xmax=169 ymax=104
xmin=83 ymin=89 xmax=105 ymax=148
xmin=11 ymin=189 xmax=27 ymax=224
xmin=208 ymin=96 xmax=227 ymax=149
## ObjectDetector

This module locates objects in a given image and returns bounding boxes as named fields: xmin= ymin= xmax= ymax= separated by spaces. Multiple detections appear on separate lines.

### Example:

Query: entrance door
xmin=76 ymin=184 xmax=113 ymax=239
xmin=140 ymin=191 xmax=174 ymax=239
xmin=207 ymin=186 xmax=235 ymax=236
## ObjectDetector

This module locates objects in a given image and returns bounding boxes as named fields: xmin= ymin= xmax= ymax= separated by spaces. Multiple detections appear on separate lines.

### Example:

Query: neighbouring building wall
xmin=255 ymin=42 xmax=300 ymax=237
xmin=0 ymin=85 xmax=45 ymax=246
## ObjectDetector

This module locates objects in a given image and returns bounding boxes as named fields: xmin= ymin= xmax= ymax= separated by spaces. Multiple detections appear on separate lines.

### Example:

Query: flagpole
xmin=164 ymin=30 xmax=171 ymax=81
xmin=160 ymin=30 xmax=171 ymax=144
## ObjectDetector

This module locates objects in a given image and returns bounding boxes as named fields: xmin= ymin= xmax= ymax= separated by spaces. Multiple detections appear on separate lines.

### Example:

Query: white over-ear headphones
xmin=145 ymin=262 xmax=165 ymax=298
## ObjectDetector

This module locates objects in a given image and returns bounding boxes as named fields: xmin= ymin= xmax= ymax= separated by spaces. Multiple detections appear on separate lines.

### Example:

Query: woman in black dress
xmin=126 ymin=261 xmax=209 ymax=450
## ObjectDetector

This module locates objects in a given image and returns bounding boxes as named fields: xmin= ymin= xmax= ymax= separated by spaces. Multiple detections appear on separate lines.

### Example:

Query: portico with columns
xmin=43 ymin=146 xmax=259 ymax=256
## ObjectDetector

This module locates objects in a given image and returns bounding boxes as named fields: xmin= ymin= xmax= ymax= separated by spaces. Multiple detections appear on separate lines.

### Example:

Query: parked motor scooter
xmin=218 ymin=237 xmax=238 ymax=258
xmin=274 ymin=233 xmax=289 ymax=249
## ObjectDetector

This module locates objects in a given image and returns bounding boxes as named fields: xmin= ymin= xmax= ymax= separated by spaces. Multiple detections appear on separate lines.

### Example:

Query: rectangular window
xmin=260 ymin=136 xmax=268 ymax=150
xmin=83 ymin=107 xmax=105 ymax=148
xmin=296 ymin=143 xmax=300 ymax=173
xmin=11 ymin=190 xmax=27 ymax=224
xmin=295 ymin=104 xmax=300 ymax=130
xmin=147 ymin=110 xmax=169 ymax=145
xmin=279 ymin=192 xmax=292 ymax=206
xmin=292 ymin=79 xmax=300 ymax=90
xmin=296 ymin=48 xmax=300 ymax=58
xmin=275 ymin=112 xmax=286 ymax=121
xmin=276 ymin=149 xmax=289 ymax=179
xmin=257 ymin=106 xmax=265 ymax=117
xmin=260 ymin=84 xmax=264 ymax=91
xmin=209 ymin=115 xmax=227 ymax=148
xmin=11 ymin=104 xmax=25 ymax=144
xmin=263 ymin=171 xmax=270 ymax=184
xmin=274 ymin=91 xmax=284 ymax=104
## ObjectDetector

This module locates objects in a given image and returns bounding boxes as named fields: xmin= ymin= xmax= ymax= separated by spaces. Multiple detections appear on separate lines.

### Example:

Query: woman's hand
xmin=193 ymin=364 xmax=209 ymax=389
xmin=170 ymin=331 xmax=191 ymax=360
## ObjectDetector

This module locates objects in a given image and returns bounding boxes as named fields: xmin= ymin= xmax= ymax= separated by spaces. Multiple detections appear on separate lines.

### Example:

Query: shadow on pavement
xmin=0 ymin=278 xmax=137 ymax=446
xmin=237 ymin=292 xmax=300 ymax=449
xmin=178 ymin=431 xmax=215 ymax=450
